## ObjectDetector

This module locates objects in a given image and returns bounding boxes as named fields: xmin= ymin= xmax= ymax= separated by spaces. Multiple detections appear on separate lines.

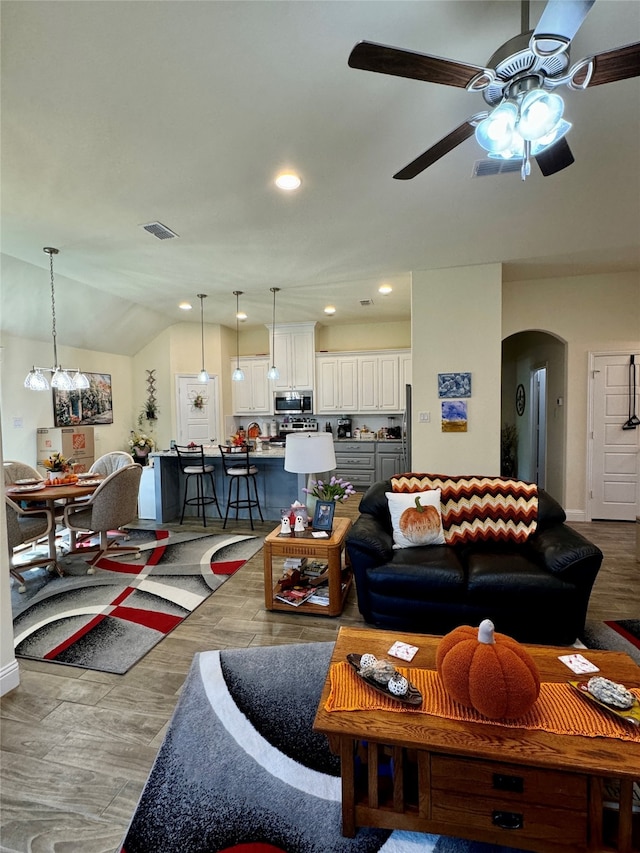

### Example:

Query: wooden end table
xmin=263 ymin=516 xmax=352 ymax=617
xmin=314 ymin=626 xmax=640 ymax=852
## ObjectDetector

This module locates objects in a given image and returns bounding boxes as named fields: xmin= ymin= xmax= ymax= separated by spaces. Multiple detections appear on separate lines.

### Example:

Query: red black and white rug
xmin=12 ymin=530 xmax=263 ymax=674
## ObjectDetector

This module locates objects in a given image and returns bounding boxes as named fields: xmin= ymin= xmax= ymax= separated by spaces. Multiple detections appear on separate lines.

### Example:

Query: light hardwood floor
xmin=1 ymin=503 xmax=637 ymax=853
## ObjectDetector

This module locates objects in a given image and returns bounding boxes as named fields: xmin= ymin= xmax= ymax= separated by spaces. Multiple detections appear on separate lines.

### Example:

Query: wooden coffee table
xmin=263 ymin=516 xmax=352 ymax=616
xmin=314 ymin=626 xmax=640 ymax=852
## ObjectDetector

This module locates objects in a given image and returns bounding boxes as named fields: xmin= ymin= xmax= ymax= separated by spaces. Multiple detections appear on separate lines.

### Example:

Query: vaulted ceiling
xmin=1 ymin=1 xmax=638 ymax=356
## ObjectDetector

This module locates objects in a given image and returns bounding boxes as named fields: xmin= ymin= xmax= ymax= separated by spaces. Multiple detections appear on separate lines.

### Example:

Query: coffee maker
xmin=337 ymin=417 xmax=352 ymax=439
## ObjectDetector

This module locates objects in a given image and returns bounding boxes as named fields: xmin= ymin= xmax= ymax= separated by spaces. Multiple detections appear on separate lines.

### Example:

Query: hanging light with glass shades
xmin=231 ymin=290 xmax=245 ymax=382
xmin=197 ymin=293 xmax=210 ymax=383
xmin=267 ymin=287 xmax=280 ymax=381
xmin=24 ymin=247 xmax=90 ymax=391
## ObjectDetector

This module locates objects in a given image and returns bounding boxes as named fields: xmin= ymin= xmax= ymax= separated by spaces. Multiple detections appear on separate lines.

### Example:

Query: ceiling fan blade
xmin=348 ymin=41 xmax=485 ymax=88
xmin=578 ymin=41 xmax=640 ymax=86
xmin=531 ymin=0 xmax=595 ymax=55
xmin=393 ymin=120 xmax=477 ymax=180
xmin=534 ymin=137 xmax=575 ymax=176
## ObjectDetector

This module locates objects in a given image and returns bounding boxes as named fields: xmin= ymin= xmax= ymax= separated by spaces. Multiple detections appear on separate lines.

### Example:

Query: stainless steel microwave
xmin=273 ymin=391 xmax=313 ymax=415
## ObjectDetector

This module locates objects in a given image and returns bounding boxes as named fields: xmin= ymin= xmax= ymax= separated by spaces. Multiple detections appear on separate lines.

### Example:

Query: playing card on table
xmin=388 ymin=641 xmax=419 ymax=662
xmin=558 ymin=653 xmax=600 ymax=674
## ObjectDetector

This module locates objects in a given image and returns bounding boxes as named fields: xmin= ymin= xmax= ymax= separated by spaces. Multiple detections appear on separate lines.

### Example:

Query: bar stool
xmin=175 ymin=445 xmax=222 ymax=527
xmin=218 ymin=444 xmax=264 ymax=530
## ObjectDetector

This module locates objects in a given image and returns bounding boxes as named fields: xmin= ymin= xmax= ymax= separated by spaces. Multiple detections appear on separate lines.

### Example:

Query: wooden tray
xmin=569 ymin=680 xmax=640 ymax=726
xmin=347 ymin=653 xmax=422 ymax=706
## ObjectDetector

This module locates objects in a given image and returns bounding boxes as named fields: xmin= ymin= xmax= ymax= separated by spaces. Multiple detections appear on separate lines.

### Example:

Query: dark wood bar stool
xmin=175 ymin=445 xmax=222 ymax=527
xmin=218 ymin=444 xmax=264 ymax=530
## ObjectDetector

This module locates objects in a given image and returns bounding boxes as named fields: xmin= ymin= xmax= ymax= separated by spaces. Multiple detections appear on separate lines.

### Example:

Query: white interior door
xmin=532 ymin=366 xmax=547 ymax=489
xmin=589 ymin=353 xmax=640 ymax=520
xmin=176 ymin=374 xmax=221 ymax=446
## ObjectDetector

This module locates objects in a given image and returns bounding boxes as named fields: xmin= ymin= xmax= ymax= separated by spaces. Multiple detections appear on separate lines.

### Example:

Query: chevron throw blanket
xmin=391 ymin=474 xmax=538 ymax=546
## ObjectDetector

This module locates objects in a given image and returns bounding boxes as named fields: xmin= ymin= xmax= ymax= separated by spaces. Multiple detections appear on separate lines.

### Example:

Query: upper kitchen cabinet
xmin=316 ymin=350 xmax=410 ymax=414
xmin=315 ymin=355 xmax=358 ymax=413
xmin=267 ymin=322 xmax=316 ymax=392
xmin=231 ymin=357 xmax=271 ymax=415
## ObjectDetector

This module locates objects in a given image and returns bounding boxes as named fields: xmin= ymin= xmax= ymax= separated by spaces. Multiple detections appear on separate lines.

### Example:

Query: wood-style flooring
xmin=1 ymin=501 xmax=638 ymax=853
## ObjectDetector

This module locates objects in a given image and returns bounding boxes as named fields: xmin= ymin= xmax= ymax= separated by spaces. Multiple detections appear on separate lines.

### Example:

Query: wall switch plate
xmin=419 ymin=411 xmax=430 ymax=423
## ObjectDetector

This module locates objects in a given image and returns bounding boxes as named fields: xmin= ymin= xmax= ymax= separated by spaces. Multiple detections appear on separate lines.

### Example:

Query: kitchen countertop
xmin=152 ymin=445 xmax=286 ymax=458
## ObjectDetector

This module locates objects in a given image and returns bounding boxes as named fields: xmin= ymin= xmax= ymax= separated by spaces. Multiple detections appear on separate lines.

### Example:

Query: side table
xmin=263 ymin=516 xmax=352 ymax=616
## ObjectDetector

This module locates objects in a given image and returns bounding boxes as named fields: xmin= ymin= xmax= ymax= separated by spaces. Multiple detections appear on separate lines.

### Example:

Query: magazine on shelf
xmin=283 ymin=557 xmax=307 ymax=570
xmin=308 ymin=583 xmax=347 ymax=606
xmin=304 ymin=560 xmax=329 ymax=576
xmin=275 ymin=586 xmax=316 ymax=607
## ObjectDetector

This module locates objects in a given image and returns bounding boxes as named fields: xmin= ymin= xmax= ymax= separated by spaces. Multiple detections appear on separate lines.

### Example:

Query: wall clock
xmin=516 ymin=384 xmax=526 ymax=417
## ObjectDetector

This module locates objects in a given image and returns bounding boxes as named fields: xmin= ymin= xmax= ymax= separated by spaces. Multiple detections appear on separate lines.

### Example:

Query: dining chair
xmin=4 ymin=461 xmax=43 ymax=486
xmin=63 ymin=463 xmax=143 ymax=572
xmin=175 ymin=444 xmax=222 ymax=527
xmin=89 ymin=451 xmax=135 ymax=477
xmin=5 ymin=496 xmax=56 ymax=592
xmin=218 ymin=444 xmax=264 ymax=530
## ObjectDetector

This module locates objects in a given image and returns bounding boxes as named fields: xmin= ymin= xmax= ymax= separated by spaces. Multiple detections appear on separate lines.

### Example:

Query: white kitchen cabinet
xmin=358 ymin=351 xmax=405 ymax=413
xmin=268 ymin=322 xmax=316 ymax=392
xmin=316 ymin=356 xmax=358 ymax=413
xmin=231 ymin=357 xmax=271 ymax=415
xmin=400 ymin=351 xmax=412 ymax=389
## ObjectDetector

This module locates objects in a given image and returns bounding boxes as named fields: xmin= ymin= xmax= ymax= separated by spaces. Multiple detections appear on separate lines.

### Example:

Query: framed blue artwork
xmin=438 ymin=372 xmax=471 ymax=398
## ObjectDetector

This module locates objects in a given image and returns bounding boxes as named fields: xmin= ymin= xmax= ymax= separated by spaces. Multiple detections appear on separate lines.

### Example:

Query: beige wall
xmin=503 ymin=270 xmax=640 ymax=512
xmin=315 ymin=321 xmax=411 ymax=352
xmin=0 ymin=332 xmax=133 ymax=467
xmin=411 ymin=264 xmax=503 ymax=474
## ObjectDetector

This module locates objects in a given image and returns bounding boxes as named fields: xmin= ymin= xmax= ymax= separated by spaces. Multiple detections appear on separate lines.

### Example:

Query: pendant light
xmin=24 ymin=247 xmax=90 ymax=391
xmin=267 ymin=287 xmax=280 ymax=381
xmin=197 ymin=293 xmax=210 ymax=383
xmin=231 ymin=290 xmax=245 ymax=382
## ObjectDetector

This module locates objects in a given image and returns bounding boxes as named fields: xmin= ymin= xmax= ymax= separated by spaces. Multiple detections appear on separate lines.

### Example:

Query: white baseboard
xmin=0 ymin=658 xmax=20 ymax=696
xmin=565 ymin=509 xmax=586 ymax=523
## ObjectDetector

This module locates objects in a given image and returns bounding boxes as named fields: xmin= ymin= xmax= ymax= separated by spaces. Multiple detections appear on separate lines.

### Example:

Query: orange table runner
xmin=326 ymin=662 xmax=640 ymax=743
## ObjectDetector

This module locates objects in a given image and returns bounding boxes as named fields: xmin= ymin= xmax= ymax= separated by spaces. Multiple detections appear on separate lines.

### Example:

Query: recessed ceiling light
xmin=236 ymin=311 xmax=248 ymax=321
xmin=179 ymin=302 xmax=192 ymax=310
xmin=275 ymin=172 xmax=301 ymax=191
xmin=378 ymin=284 xmax=393 ymax=295
xmin=324 ymin=305 xmax=336 ymax=315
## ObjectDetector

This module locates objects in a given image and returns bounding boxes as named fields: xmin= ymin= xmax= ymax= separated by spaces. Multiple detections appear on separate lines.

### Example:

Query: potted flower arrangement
xmin=303 ymin=475 xmax=356 ymax=515
xmin=42 ymin=452 xmax=74 ymax=481
xmin=129 ymin=431 xmax=154 ymax=465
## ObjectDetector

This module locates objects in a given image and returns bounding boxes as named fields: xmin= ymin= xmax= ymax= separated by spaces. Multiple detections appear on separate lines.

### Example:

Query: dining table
xmin=6 ymin=477 xmax=104 ymax=574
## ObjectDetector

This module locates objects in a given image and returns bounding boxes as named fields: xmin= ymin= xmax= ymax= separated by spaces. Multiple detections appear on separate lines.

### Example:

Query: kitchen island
xmin=150 ymin=445 xmax=300 ymax=523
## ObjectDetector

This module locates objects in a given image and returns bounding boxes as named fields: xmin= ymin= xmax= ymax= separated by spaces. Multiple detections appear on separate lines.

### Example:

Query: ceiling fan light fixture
xmin=518 ymin=89 xmax=564 ymax=140
xmin=475 ymin=101 xmax=517 ymax=154
xmin=531 ymin=118 xmax=572 ymax=155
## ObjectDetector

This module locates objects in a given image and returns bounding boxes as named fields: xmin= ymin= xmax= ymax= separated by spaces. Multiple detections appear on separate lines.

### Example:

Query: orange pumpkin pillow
xmin=386 ymin=489 xmax=445 ymax=548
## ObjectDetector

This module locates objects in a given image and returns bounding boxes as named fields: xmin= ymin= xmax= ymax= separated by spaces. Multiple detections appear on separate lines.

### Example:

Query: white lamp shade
xmin=518 ymin=90 xmax=564 ymax=141
xmin=284 ymin=432 xmax=336 ymax=474
xmin=475 ymin=101 xmax=518 ymax=154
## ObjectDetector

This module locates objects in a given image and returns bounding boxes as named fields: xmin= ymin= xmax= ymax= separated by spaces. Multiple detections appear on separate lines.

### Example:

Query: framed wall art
xmin=53 ymin=372 xmax=113 ymax=427
xmin=438 ymin=372 xmax=472 ymax=398
xmin=441 ymin=400 xmax=468 ymax=433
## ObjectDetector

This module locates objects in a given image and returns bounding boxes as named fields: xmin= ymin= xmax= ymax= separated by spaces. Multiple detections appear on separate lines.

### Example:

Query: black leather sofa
xmin=345 ymin=479 xmax=603 ymax=645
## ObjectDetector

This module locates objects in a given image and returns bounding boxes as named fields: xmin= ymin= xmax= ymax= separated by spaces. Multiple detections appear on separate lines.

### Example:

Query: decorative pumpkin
xmin=399 ymin=496 xmax=441 ymax=544
xmin=436 ymin=619 xmax=541 ymax=719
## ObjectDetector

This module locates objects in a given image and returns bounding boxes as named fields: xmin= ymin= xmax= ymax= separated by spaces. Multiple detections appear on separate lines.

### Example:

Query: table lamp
xmin=284 ymin=432 xmax=337 ymax=517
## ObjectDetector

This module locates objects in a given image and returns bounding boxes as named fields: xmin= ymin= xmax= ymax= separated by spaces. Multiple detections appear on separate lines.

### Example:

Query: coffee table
xmin=263 ymin=516 xmax=352 ymax=616
xmin=314 ymin=626 xmax=640 ymax=852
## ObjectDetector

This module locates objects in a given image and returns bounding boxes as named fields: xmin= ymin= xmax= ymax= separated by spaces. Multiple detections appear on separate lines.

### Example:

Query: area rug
xmin=580 ymin=619 xmax=640 ymax=665
xmin=120 ymin=642 xmax=529 ymax=853
xmin=12 ymin=529 xmax=263 ymax=675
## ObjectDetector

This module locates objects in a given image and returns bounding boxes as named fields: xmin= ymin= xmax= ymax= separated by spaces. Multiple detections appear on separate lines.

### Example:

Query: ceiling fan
xmin=348 ymin=0 xmax=640 ymax=180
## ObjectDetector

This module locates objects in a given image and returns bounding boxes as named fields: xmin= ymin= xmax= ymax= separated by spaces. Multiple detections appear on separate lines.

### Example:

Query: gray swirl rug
xmin=12 ymin=529 xmax=263 ymax=674
xmin=120 ymin=642 xmax=528 ymax=853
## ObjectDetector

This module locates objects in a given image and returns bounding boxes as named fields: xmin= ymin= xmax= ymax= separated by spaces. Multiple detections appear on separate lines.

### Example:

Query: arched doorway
xmin=501 ymin=331 xmax=567 ymax=504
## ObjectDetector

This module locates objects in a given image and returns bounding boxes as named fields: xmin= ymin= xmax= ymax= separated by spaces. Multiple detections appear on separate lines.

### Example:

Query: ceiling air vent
xmin=472 ymin=158 xmax=522 ymax=178
xmin=360 ymin=299 xmax=374 ymax=307
xmin=141 ymin=221 xmax=179 ymax=240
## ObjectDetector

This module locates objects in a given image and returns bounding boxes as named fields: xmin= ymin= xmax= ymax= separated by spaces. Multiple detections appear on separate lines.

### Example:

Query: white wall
xmin=503 ymin=270 xmax=640 ymax=512
xmin=411 ymin=264 xmax=503 ymax=474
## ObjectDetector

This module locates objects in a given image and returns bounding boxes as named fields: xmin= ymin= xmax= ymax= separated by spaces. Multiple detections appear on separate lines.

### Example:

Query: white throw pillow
xmin=385 ymin=489 xmax=445 ymax=549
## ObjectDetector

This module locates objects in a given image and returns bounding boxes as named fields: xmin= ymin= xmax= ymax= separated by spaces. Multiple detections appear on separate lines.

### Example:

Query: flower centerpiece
xmin=129 ymin=431 xmax=154 ymax=464
xmin=42 ymin=452 xmax=75 ymax=481
xmin=304 ymin=476 xmax=356 ymax=503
